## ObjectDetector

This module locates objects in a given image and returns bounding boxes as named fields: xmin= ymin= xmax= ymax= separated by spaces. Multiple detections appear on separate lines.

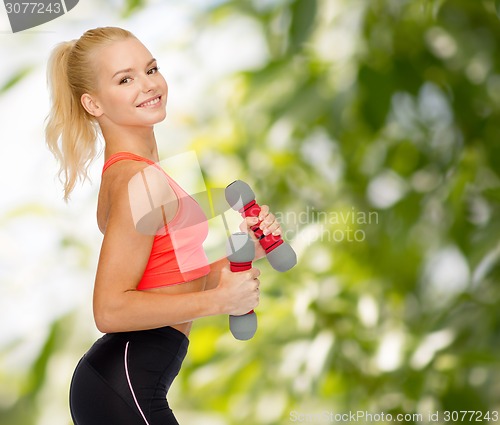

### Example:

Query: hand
xmin=240 ymin=204 xmax=283 ymax=261
xmin=216 ymin=265 xmax=261 ymax=316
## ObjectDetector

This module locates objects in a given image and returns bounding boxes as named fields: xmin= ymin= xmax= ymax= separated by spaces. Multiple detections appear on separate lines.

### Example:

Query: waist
xmin=138 ymin=274 xmax=208 ymax=337
xmin=137 ymin=264 xmax=210 ymax=290
xmin=112 ymin=325 xmax=189 ymax=345
xmin=86 ymin=325 xmax=189 ymax=361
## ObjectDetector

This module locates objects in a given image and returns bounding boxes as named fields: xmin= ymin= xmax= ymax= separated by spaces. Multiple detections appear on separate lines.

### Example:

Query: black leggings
xmin=69 ymin=326 xmax=189 ymax=425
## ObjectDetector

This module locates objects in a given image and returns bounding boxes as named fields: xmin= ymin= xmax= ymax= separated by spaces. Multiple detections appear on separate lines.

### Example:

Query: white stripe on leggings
xmin=124 ymin=341 xmax=151 ymax=425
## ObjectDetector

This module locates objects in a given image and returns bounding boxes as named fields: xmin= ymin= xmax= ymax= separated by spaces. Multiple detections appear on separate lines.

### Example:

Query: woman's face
xmin=87 ymin=37 xmax=168 ymax=128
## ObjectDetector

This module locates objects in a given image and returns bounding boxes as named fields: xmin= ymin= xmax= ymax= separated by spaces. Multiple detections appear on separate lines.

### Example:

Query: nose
xmin=139 ymin=74 xmax=156 ymax=92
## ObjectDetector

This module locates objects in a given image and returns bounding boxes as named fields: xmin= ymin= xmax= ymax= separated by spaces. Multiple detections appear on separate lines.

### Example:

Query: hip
xmin=70 ymin=325 xmax=188 ymax=424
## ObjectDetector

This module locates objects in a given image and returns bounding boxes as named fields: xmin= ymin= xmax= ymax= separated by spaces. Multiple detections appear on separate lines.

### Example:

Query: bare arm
xmin=93 ymin=167 xmax=260 ymax=333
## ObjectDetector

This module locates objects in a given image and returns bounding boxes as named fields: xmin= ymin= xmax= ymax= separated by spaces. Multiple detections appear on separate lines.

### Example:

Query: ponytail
xmin=45 ymin=27 xmax=135 ymax=201
xmin=45 ymin=40 xmax=97 ymax=201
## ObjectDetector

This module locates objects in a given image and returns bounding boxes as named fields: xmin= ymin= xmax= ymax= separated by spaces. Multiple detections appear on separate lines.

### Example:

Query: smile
xmin=137 ymin=96 xmax=162 ymax=108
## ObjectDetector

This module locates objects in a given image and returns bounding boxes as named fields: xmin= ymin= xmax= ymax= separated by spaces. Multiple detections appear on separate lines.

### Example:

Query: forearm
xmin=205 ymin=257 xmax=229 ymax=291
xmin=94 ymin=288 xmax=223 ymax=333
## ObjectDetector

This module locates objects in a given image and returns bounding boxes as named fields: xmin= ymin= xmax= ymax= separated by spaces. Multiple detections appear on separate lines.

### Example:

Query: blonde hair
xmin=45 ymin=26 xmax=136 ymax=200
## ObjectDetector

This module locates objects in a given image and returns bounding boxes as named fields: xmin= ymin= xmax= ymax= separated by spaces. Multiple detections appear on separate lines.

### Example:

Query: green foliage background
xmin=1 ymin=0 xmax=499 ymax=424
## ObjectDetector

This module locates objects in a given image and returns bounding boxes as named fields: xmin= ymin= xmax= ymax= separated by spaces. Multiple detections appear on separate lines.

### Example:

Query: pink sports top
xmin=102 ymin=152 xmax=211 ymax=290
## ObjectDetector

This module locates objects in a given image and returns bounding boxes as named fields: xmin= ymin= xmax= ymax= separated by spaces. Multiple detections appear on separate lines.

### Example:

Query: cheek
xmin=159 ymin=75 xmax=168 ymax=95
xmin=107 ymin=88 xmax=137 ymax=112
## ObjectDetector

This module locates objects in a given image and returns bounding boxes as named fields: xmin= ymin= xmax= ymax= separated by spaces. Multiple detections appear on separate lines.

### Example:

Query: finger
xmin=239 ymin=217 xmax=258 ymax=233
xmin=241 ymin=216 xmax=259 ymax=227
xmin=259 ymin=216 xmax=275 ymax=234
xmin=244 ymin=270 xmax=256 ymax=281
xmin=272 ymin=227 xmax=282 ymax=236
xmin=251 ymin=267 xmax=261 ymax=279
xmin=261 ymin=217 xmax=281 ymax=236
xmin=259 ymin=213 xmax=275 ymax=227
xmin=258 ymin=205 xmax=270 ymax=221
xmin=246 ymin=216 xmax=260 ymax=227
xmin=264 ymin=221 xmax=281 ymax=236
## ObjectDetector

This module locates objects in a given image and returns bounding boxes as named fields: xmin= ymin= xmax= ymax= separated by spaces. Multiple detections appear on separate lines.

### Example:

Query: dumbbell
xmin=226 ymin=232 xmax=258 ymax=341
xmin=225 ymin=180 xmax=297 ymax=272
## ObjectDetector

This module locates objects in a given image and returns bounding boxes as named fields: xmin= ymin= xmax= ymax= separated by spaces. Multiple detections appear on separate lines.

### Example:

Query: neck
xmin=101 ymin=124 xmax=159 ymax=162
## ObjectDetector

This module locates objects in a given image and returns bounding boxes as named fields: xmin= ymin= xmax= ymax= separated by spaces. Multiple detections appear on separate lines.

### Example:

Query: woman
xmin=45 ymin=26 xmax=282 ymax=425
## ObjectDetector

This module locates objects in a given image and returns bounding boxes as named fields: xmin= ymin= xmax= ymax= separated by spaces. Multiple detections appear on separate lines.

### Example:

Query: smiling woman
xmin=44 ymin=25 xmax=281 ymax=425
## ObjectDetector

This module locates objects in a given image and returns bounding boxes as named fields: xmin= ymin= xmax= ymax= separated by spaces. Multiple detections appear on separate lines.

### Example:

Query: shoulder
xmin=105 ymin=160 xmax=178 ymax=235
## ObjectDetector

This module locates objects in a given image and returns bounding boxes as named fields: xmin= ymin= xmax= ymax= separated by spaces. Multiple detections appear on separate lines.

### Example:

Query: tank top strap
xmin=102 ymin=152 xmax=156 ymax=175
xmin=102 ymin=151 xmax=190 ymax=201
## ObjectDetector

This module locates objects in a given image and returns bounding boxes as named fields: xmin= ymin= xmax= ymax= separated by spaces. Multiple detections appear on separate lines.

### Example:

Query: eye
xmin=119 ymin=77 xmax=132 ymax=85
xmin=147 ymin=66 xmax=159 ymax=75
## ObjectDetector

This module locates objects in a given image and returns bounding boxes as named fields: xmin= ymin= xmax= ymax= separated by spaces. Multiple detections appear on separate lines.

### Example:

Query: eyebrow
xmin=112 ymin=58 xmax=157 ymax=80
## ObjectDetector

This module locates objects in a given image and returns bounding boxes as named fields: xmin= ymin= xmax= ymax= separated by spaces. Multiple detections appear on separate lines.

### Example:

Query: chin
xmin=152 ymin=110 xmax=167 ymax=125
xmin=135 ymin=110 xmax=167 ymax=126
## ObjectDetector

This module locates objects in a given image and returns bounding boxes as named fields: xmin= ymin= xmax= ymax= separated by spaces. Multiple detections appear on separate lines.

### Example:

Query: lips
xmin=136 ymin=95 xmax=162 ymax=108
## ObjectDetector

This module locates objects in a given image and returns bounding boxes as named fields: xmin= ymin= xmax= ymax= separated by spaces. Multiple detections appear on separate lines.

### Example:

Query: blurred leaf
xmin=122 ymin=0 xmax=147 ymax=18
xmin=24 ymin=322 xmax=59 ymax=396
xmin=422 ymin=0 xmax=447 ymax=20
xmin=288 ymin=0 xmax=317 ymax=54
xmin=358 ymin=64 xmax=394 ymax=132
xmin=0 ymin=66 xmax=33 ymax=94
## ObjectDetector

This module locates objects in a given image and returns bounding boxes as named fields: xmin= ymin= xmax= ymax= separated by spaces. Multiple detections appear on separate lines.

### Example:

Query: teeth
xmin=139 ymin=97 xmax=160 ymax=107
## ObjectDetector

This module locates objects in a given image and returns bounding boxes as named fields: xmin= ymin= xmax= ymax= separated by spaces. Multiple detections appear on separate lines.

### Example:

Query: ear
xmin=81 ymin=93 xmax=104 ymax=117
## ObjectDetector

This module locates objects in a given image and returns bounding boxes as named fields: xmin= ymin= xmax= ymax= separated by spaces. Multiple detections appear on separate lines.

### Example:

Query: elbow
xmin=94 ymin=311 xmax=114 ymax=334
xmin=93 ymin=296 xmax=125 ymax=334
xmin=93 ymin=307 xmax=116 ymax=334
